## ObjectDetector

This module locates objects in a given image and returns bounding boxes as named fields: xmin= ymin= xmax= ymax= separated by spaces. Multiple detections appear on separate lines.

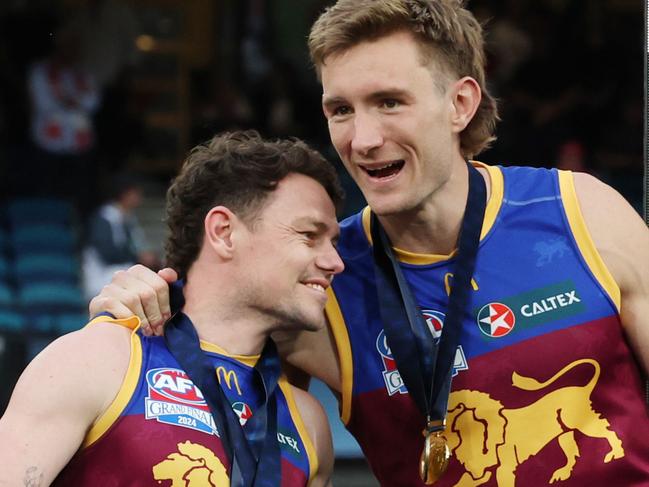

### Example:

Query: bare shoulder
xmin=8 ymin=321 xmax=133 ymax=421
xmin=289 ymin=386 xmax=334 ymax=487
xmin=41 ymin=320 xmax=132 ymax=373
xmin=572 ymin=171 xmax=649 ymax=291
xmin=571 ymin=171 xmax=642 ymax=226
xmin=290 ymin=386 xmax=329 ymax=430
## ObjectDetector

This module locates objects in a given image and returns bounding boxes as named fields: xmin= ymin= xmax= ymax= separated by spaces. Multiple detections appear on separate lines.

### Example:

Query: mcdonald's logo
xmin=215 ymin=367 xmax=242 ymax=396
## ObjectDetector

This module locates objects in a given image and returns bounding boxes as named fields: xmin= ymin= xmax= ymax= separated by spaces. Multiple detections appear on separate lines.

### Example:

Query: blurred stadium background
xmin=0 ymin=0 xmax=643 ymax=484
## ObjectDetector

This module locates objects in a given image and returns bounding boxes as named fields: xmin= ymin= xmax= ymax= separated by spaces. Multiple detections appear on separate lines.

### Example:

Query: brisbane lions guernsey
xmin=54 ymin=317 xmax=318 ymax=486
xmin=325 ymin=163 xmax=649 ymax=486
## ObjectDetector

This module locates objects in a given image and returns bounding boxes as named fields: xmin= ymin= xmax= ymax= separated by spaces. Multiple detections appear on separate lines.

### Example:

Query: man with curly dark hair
xmin=0 ymin=131 xmax=342 ymax=486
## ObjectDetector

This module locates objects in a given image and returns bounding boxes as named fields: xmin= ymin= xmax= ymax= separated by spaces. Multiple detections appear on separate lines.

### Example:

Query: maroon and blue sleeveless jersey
xmin=325 ymin=163 xmax=649 ymax=486
xmin=54 ymin=317 xmax=318 ymax=486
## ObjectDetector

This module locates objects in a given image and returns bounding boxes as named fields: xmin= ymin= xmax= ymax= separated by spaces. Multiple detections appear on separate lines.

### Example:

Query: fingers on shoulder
xmin=92 ymin=282 xmax=147 ymax=321
xmin=158 ymin=267 xmax=179 ymax=283
xmin=121 ymin=265 xmax=172 ymax=324
xmin=89 ymin=264 xmax=173 ymax=330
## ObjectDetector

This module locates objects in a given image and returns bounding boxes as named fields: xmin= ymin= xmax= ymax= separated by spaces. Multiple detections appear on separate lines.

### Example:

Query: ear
xmin=449 ymin=76 xmax=481 ymax=134
xmin=204 ymin=206 xmax=237 ymax=259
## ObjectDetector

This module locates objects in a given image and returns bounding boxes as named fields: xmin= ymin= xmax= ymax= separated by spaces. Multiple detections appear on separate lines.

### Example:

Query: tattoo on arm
xmin=24 ymin=467 xmax=43 ymax=487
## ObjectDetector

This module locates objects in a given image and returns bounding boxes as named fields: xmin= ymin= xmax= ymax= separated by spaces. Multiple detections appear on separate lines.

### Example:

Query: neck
xmin=378 ymin=163 xmax=489 ymax=256
xmin=182 ymin=275 xmax=269 ymax=356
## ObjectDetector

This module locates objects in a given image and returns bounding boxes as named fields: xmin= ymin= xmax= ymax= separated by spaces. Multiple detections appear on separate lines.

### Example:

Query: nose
xmin=350 ymin=111 xmax=383 ymax=156
xmin=317 ymin=242 xmax=345 ymax=277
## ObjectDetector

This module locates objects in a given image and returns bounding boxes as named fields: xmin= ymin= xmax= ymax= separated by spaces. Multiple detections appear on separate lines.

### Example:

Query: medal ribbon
xmin=164 ymin=282 xmax=282 ymax=487
xmin=370 ymin=162 xmax=486 ymax=428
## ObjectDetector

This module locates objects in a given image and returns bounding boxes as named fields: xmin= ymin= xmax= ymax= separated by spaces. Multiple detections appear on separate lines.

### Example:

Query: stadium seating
xmin=0 ymin=197 xmax=86 ymax=335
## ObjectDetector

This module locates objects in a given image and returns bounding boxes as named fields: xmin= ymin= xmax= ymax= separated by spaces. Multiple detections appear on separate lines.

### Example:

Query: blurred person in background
xmin=27 ymin=19 xmax=100 ymax=212
xmin=82 ymin=172 xmax=159 ymax=301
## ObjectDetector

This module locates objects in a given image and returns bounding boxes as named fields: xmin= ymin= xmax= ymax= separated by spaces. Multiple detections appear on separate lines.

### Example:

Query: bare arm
xmin=291 ymin=387 xmax=334 ymax=487
xmin=273 ymin=317 xmax=342 ymax=395
xmin=0 ymin=323 xmax=131 ymax=485
xmin=574 ymin=172 xmax=649 ymax=375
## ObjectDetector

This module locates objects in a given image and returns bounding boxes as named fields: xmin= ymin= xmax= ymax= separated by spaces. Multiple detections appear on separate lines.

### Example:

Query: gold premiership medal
xmin=419 ymin=425 xmax=450 ymax=484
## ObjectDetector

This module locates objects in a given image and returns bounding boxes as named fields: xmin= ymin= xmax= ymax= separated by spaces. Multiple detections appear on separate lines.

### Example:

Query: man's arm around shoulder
xmin=573 ymin=172 xmax=649 ymax=375
xmin=290 ymin=386 xmax=334 ymax=487
xmin=0 ymin=322 xmax=132 ymax=485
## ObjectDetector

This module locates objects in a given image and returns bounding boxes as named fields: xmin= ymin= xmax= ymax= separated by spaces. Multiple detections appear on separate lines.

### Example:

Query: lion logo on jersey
xmin=153 ymin=441 xmax=229 ymax=486
xmin=534 ymin=238 xmax=569 ymax=267
xmin=445 ymin=359 xmax=624 ymax=486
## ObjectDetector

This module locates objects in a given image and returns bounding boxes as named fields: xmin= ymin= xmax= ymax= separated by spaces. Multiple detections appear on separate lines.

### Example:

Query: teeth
xmin=363 ymin=162 xmax=399 ymax=171
xmin=305 ymin=283 xmax=325 ymax=292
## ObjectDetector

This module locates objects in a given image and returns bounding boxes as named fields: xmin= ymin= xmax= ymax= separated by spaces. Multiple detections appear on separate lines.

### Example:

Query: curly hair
xmin=165 ymin=130 xmax=344 ymax=278
xmin=308 ymin=0 xmax=499 ymax=157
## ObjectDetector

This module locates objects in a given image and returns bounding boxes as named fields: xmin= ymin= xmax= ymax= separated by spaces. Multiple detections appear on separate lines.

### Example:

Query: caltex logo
xmin=477 ymin=302 xmax=515 ymax=337
xmin=232 ymin=402 xmax=253 ymax=426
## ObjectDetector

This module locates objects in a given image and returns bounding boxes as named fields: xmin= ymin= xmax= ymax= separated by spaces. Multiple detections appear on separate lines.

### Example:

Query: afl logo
xmin=376 ymin=330 xmax=392 ymax=359
xmin=145 ymin=368 xmax=206 ymax=406
xmin=477 ymin=303 xmax=516 ymax=338
xmin=375 ymin=309 xmax=446 ymax=359
xmin=375 ymin=309 xmax=446 ymax=396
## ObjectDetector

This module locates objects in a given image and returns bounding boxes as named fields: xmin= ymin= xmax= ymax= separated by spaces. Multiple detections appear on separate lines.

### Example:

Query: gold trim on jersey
xmin=83 ymin=316 xmax=143 ymax=447
xmin=324 ymin=288 xmax=353 ymax=425
xmin=558 ymin=170 xmax=621 ymax=311
xmin=360 ymin=161 xmax=503 ymax=265
xmin=199 ymin=341 xmax=260 ymax=367
xmin=280 ymin=379 xmax=319 ymax=484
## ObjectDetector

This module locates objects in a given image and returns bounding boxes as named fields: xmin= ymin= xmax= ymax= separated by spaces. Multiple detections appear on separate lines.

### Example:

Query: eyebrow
xmin=368 ymin=89 xmax=409 ymax=100
xmin=322 ymin=88 xmax=410 ymax=108
xmin=322 ymin=95 xmax=346 ymax=109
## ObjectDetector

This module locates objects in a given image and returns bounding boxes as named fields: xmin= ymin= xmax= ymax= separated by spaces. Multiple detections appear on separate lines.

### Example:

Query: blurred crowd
xmin=475 ymin=0 xmax=643 ymax=213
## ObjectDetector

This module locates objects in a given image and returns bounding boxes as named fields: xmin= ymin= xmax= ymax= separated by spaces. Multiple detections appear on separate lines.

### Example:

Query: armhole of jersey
xmin=279 ymin=380 xmax=319 ymax=485
xmin=82 ymin=316 xmax=144 ymax=448
xmin=324 ymin=288 xmax=353 ymax=425
xmin=477 ymin=162 xmax=504 ymax=239
xmin=361 ymin=206 xmax=372 ymax=244
xmin=558 ymin=170 xmax=621 ymax=311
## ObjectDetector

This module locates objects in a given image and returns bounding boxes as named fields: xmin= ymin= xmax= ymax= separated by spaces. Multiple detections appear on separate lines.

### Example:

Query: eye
xmin=382 ymin=99 xmax=400 ymax=109
xmin=299 ymin=231 xmax=318 ymax=244
xmin=331 ymin=105 xmax=352 ymax=117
